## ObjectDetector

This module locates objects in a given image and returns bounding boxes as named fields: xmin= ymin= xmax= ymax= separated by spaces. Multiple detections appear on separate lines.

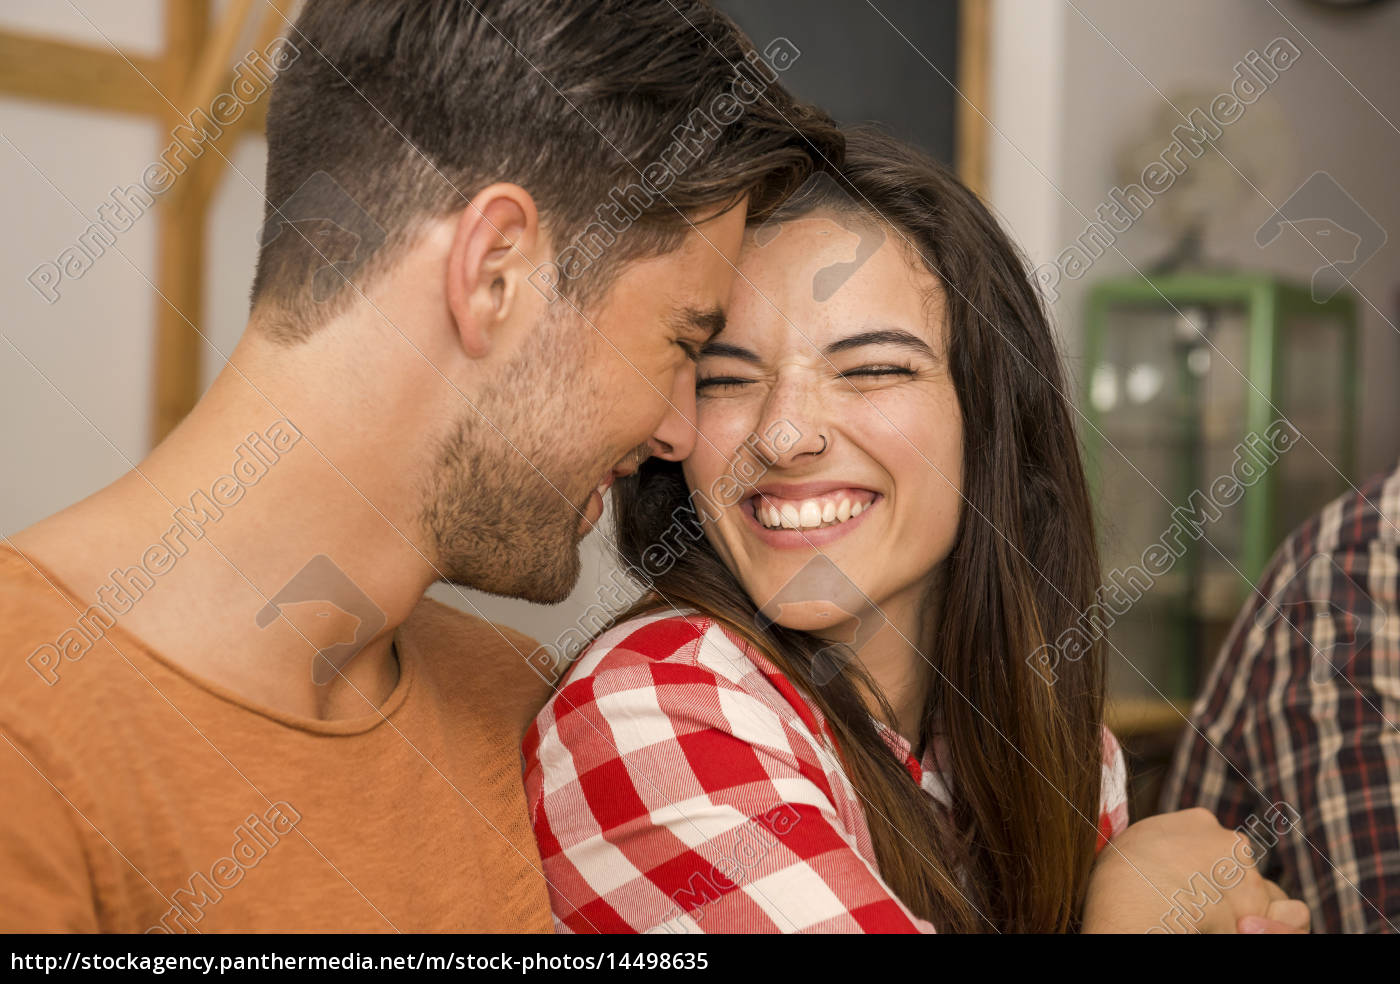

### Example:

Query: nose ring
xmin=816 ymin=434 xmax=828 ymax=455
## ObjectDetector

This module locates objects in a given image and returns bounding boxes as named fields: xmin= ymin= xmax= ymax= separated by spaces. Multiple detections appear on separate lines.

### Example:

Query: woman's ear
xmin=445 ymin=183 xmax=540 ymax=359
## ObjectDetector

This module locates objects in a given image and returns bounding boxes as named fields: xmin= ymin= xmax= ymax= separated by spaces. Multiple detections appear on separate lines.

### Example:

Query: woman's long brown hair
xmin=608 ymin=129 xmax=1105 ymax=933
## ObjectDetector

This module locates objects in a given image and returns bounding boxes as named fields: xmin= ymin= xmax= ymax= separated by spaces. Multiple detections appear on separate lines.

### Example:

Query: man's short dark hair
xmin=250 ymin=0 xmax=842 ymax=339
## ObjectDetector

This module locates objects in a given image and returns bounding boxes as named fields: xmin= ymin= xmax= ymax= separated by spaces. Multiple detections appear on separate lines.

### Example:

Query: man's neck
xmin=11 ymin=338 xmax=440 ymax=721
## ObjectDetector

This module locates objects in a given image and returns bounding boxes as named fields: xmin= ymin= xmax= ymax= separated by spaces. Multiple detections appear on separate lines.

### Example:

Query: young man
xmin=0 ymin=0 xmax=840 ymax=931
xmin=1165 ymin=462 xmax=1400 ymax=933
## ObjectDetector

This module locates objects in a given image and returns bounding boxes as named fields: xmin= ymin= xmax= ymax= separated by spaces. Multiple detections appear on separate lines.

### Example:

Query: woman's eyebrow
xmin=698 ymin=340 xmax=763 ymax=364
xmin=700 ymin=327 xmax=937 ymax=364
xmin=824 ymin=328 xmax=937 ymax=359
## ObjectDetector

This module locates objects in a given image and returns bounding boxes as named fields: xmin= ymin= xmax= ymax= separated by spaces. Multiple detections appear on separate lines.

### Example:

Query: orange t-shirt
xmin=0 ymin=546 xmax=555 ymax=932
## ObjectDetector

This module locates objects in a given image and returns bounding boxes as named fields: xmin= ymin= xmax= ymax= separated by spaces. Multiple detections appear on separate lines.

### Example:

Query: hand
xmin=1082 ymin=807 xmax=1311 ymax=934
xmin=1239 ymin=898 xmax=1311 ymax=934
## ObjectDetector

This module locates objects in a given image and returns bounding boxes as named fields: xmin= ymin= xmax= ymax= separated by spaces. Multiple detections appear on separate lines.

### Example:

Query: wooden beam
xmin=244 ymin=87 xmax=269 ymax=136
xmin=236 ymin=0 xmax=296 ymax=138
xmin=183 ymin=0 xmax=256 ymax=128
xmin=185 ymin=93 xmax=267 ymax=211
xmin=187 ymin=0 xmax=293 ymax=209
xmin=151 ymin=0 xmax=211 ymax=446
xmin=1106 ymin=697 xmax=1194 ymax=738
xmin=151 ymin=0 xmax=294 ymax=443
xmin=956 ymin=0 xmax=991 ymax=200
xmin=0 ymin=30 xmax=165 ymax=117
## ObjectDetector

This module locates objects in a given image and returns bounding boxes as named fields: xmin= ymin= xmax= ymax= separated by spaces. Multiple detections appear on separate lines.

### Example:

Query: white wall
xmin=988 ymin=0 xmax=1400 ymax=477
xmin=2 ymin=3 xmax=162 ymax=531
xmin=986 ymin=0 xmax=1066 ymax=290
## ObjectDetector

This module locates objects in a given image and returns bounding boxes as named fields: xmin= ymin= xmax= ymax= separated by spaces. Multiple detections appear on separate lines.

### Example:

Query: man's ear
xmin=445 ymin=183 xmax=540 ymax=359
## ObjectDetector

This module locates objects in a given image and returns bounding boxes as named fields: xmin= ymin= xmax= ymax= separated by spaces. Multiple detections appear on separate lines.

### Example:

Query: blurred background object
xmin=1083 ymin=272 xmax=1358 ymax=816
xmin=1115 ymin=88 xmax=1296 ymax=274
xmin=2 ymin=0 xmax=1397 ymax=820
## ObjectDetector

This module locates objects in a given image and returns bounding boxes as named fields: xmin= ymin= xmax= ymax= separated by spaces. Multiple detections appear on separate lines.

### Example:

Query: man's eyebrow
xmin=674 ymin=305 xmax=726 ymax=340
xmin=823 ymin=328 xmax=937 ymax=359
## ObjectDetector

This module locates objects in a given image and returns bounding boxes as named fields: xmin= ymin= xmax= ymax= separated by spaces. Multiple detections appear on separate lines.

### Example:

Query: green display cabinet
xmin=1082 ymin=273 xmax=1358 ymax=707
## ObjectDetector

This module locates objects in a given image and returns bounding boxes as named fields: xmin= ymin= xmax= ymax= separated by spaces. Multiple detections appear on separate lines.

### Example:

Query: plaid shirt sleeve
xmin=1162 ymin=465 xmax=1400 ymax=933
xmin=522 ymin=613 xmax=936 ymax=933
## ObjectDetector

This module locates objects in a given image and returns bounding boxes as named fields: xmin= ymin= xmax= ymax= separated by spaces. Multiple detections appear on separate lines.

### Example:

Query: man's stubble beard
xmin=420 ymin=309 xmax=604 ymax=603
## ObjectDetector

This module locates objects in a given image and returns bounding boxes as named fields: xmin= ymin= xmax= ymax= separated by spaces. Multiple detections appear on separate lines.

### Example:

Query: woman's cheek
xmin=695 ymin=414 xmax=755 ymax=469
xmin=865 ymin=390 xmax=958 ymax=462
xmin=683 ymin=438 xmax=740 ymax=523
xmin=857 ymin=404 xmax=927 ymax=462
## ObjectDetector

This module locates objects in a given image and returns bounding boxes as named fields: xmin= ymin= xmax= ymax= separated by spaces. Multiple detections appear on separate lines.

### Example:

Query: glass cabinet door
xmin=1090 ymin=307 xmax=1202 ymax=700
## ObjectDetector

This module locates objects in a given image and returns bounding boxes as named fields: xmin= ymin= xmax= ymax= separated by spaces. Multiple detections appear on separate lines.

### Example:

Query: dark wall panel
xmin=713 ymin=0 xmax=960 ymax=164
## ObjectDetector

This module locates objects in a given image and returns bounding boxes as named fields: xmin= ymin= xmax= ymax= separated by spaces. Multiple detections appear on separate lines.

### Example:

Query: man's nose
xmin=646 ymin=366 xmax=699 ymax=462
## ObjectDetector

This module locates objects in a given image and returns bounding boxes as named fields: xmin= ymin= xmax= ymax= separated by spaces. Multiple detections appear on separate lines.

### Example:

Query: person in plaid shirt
xmin=524 ymin=131 xmax=1309 ymax=934
xmin=1164 ymin=463 xmax=1400 ymax=933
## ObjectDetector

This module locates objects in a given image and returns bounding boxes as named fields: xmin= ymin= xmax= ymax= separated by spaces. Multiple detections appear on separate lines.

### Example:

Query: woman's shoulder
xmin=557 ymin=608 xmax=772 ymax=691
xmin=525 ymin=609 xmax=828 ymax=763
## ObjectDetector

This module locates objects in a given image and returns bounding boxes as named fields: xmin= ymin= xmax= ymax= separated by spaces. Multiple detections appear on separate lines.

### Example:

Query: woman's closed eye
xmin=696 ymin=374 xmax=752 ymax=392
xmin=697 ymin=364 xmax=918 ymax=392
xmin=840 ymin=364 xmax=916 ymax=380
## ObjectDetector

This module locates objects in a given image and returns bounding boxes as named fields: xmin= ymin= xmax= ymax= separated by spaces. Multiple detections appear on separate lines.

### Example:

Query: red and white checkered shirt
xmin=522 ymin=610 xmax=1130 ymax=933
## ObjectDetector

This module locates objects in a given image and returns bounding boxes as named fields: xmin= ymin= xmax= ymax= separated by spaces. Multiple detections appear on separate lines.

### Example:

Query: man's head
xmin=247 ymin=0 xmax=841 ymax=602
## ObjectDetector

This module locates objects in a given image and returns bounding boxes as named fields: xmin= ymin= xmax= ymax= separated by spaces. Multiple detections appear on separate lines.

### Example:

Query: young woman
xmin=522 ymin=130 xmax=1307 ymax=933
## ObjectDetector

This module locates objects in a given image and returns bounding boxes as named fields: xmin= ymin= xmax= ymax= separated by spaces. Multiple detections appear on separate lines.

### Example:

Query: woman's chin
xmin=764 ymin=601 xmax=863 ymax=636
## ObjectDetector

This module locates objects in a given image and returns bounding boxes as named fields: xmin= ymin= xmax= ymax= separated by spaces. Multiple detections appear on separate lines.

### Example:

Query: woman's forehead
xmin=729 ymin=218 xmax=943 ymax=344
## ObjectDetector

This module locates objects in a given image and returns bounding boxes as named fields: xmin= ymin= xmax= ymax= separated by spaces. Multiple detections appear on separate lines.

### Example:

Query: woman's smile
xmin=742 ymin=484 xmax=884 ymax=549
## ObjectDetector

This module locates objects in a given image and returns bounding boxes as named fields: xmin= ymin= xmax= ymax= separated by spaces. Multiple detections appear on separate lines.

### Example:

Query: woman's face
xmin=682 ymin=211 xmax=964 ymax=644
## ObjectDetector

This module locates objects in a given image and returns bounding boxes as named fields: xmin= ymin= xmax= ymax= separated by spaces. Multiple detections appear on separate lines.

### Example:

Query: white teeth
xmin=756 ymin=495 xmax=875 ymax=530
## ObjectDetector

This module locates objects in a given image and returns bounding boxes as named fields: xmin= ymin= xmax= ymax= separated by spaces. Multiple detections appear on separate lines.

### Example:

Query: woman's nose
xmin=756 ymin=374 xmax=826 ymax=467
